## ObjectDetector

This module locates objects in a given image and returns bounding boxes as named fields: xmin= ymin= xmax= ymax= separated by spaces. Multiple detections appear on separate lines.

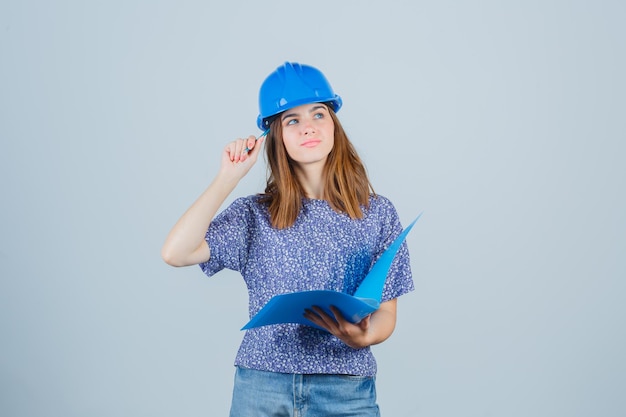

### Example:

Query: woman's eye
xmin=286 ymin=119 xmax=298 ymax=125
xmin=313 ymin=112 xmax=324 ymax=119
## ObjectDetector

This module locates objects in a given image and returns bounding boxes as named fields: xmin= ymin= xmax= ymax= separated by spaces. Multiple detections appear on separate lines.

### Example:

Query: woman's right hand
xmin=219 ymin=134 xmax=265 ymax=182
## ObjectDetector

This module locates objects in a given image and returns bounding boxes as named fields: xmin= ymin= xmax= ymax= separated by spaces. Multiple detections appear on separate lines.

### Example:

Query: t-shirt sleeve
xmin=375 ymin=197 xmax=415 ymax=302
xmin=198 ymin=197 xmax=253 ymax=278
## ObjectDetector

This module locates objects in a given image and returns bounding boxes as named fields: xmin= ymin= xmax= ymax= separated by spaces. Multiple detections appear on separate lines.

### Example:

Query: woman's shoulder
xmin=229 ymin=194 xmax=267 ymax=207
xmin=367 ymin=193 xmax=397 ymax=211
xmin=219 ymin=195 xmax=269 ymax=220
xmin=365 ymin=193 xmax=402 ymax=226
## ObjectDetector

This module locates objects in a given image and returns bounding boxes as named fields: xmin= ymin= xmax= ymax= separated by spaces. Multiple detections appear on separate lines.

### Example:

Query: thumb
xmin=247 ymin=135 xmax=265 ymax=159
xmin=359 ymin=315 xmax=371 ymax=331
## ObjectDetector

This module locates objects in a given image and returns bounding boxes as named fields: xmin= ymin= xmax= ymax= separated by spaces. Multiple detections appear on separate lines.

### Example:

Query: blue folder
xmin=241 ymin=213 xmax=422 ymax=331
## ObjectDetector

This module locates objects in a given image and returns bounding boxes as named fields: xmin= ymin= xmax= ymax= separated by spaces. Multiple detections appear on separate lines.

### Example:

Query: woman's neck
xmin=294 ymin=163 xmax=325 ymax=200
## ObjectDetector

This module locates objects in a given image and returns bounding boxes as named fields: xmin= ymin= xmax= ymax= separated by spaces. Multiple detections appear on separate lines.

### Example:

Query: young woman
xmin=162 ymin=62 xmax=414 ymax=416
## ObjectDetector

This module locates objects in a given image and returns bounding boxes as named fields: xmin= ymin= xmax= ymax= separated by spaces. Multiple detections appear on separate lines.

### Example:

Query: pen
xmin=244 ymin=128 xmax=270 ymax=153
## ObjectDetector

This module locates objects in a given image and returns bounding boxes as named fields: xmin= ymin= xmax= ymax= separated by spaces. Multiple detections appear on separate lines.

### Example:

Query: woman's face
xmin=279 ymin=103 xmax=335 ymax=167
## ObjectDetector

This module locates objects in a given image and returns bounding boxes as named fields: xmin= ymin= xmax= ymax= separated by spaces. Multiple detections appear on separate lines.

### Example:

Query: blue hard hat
xmin=257 ymin=62 xmax=343 ymax=130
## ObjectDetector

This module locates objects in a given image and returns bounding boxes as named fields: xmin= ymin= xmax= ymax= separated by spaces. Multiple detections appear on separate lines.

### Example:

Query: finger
xmin=224 ymin=142 xmax=237 ymax=162
xmin=308 ymin=307 xmax=337 ymax=329
xmin=245 ymin=135 xmax=257 ymax=153
xmin=234 ymin=139 xmax=245 ymax=162
xmin=312 ymin=306 xmax=332 ymax=320
xmin=329 ymin=306 xmax=356 ymax=334
xmin=358 ymin=315 xmax=371 ymax=331
xmin=329 ymin=306 xmax=348 ymax=324
xmin=251 ymin=135 xmax=265 ymax=157
xmin=303 ymin=308 xmax=327 ymax=329
xmin=239 ymin=136 xmax=255 ymax=162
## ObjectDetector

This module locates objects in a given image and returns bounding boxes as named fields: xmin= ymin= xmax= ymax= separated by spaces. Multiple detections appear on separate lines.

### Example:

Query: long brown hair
xmin=259 ymin=104 xmax=375 ymax=229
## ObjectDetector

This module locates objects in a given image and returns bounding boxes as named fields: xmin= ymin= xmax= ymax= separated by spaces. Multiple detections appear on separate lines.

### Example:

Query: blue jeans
xmin=229 ymin=366 xmax=381 ymax=417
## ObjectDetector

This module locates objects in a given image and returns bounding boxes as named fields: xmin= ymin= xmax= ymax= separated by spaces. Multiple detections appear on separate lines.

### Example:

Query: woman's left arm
xmin=304 ymin=298 xmax=398 ymax=349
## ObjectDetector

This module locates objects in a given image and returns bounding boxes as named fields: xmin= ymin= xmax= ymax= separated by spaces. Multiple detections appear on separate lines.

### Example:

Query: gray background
xmin=1 ymin=1 xmax=624 ymax=416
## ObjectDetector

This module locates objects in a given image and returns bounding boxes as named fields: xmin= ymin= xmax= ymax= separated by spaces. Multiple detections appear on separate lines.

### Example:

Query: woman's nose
xmin=302 ymin=119 xmax=315 ymax=134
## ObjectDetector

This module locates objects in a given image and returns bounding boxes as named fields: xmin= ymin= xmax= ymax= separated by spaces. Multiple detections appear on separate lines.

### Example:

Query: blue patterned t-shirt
xmin=199 ymin=194 xmax=414 ymax=376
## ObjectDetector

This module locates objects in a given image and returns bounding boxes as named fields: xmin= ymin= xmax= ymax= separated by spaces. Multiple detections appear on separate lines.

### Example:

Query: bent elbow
xmin=161 ymin=242 xmax=209 ymax=267
xmin=161 ymin=247 xmax=185 ymax=267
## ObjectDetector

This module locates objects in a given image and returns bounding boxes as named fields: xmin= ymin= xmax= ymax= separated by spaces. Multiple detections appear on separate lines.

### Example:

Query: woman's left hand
xmin=303 ymin=306 xmax=372 ymax=349
xmin=303 ymin=299 xmax=398 ymax=349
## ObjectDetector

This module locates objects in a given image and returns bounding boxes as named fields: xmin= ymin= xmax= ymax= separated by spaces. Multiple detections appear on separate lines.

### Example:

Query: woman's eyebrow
xmin=281 ymin=112 xmax=298 ymax=121
xmin=281 ymin=105 xmax=328 ymax=121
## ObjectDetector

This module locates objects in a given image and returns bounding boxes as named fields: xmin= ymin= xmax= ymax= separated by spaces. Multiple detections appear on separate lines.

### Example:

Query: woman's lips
xmin=301 ymin=139 xmax=321 ymax=148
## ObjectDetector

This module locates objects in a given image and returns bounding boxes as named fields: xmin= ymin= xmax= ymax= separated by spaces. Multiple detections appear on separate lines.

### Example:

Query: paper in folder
xmin=241 ymin=213 xmax=422 ymax=331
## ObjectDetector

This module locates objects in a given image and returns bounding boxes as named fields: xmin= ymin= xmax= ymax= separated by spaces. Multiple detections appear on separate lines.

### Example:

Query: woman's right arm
xmin=161 ymin=135 xmax=264 ymax=267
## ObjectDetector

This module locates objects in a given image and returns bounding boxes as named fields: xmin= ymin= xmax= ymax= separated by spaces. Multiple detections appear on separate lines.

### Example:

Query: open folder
xmin=241 ymin=213 xmax=422 ymax=331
